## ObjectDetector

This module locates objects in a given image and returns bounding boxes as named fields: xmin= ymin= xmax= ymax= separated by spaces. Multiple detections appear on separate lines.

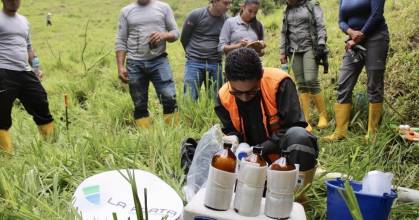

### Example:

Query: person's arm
xmin=276 ymin=78 xmax=307 ymax=129
xmin=338 ymin=0 xmax=350 ymax=34
xmin=163 ymin=5 xmax=179 ymax=42
xmin=314 ymin=5 xmax=327 ymax=47
xmin=260 ymin=78 xmax=308 ymax=157
xmin=150 ymin=5 xmax=179 ymax=46
xmin=214 ymin=95 xmax=244 ymax=141
xmin=361 ymin=0 xmax=386 ymax=36
xmin=26 ymin=26 xmax=43 ymax=79
xmin=115 ymin=10 xmax=129 ymax=83
xmin=218 ymin=19 xmax=248 ymax=54
xmin=116 ymin=51 xmax=128 ymax=83
xmin=280 ymin=12 xmax=288 ymax=64
xmin=180 ymin=10 xmax=199 ymax=50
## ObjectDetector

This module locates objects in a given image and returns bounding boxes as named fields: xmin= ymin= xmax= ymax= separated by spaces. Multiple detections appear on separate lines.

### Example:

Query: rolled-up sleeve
xmin=314 ymin=5 xmax=327 ymax=46
xmin=218 ymin=20 xmax=232 ymax=52
xmin=115 ymin=10 xmax=128 ymax=52
xmin=165 ymin=5 xmax=180 ymax=40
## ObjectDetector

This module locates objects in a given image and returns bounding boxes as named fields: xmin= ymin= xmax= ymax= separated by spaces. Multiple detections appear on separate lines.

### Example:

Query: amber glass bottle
xmin=211 ymin=143 xmax=237 ymax=173
xmin=271 ymin=152 xmax=295 ymax=171
xmin=244 ymin=145 xmax=267 ymax=167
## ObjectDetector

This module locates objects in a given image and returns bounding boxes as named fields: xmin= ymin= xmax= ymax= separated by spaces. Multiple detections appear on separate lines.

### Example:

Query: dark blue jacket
xmin=339 ymin=0 xmax=387 ymax=36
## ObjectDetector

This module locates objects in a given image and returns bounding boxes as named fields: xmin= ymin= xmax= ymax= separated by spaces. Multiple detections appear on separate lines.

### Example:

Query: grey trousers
xmin=337 ymin=29 xmax=390 ymax=104
xmin=292 ymin=49 xmax=321 ymax=94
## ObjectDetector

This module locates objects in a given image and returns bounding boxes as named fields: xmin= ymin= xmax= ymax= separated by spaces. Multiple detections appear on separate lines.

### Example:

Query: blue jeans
xmin=183 ymin=59 xmax=223 ymax=101
xmin=126 ymin=57 xmax=177 ymax=119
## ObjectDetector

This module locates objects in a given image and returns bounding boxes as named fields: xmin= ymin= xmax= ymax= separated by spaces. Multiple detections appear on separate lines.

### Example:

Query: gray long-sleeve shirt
xmin=0 ymin=11 xmax=32 ymax=71
xmin=218 ymin=15 xmax=263 ymax=52
xmin=180 ymin=7 xmax=227 ymax=62
xmin=280 ymin=1 xmax=327 ymax=54
xmin=115 ymin=1 xmax=179 ymax=61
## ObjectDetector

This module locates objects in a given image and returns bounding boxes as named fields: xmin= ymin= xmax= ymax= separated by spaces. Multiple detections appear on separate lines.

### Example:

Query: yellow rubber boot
xmin=164 ymin=112 xmax=179 ymax=126
xmin=0 ymin=130 xmax=12 ymax=154
xmin=38 ymin=122 xmax=54 ymax=138
xmin=299 ymin=93 xmax=313 ymax=132
xmin=323 ymin=103 xmax=352 ymax=142
xmin=312 ymin=93 xmax=329 ymax=129
xmin=295 ymin=166 xmax=317 ymax=204
xmin=135 ymin=117 xmax=152 ymax=129
xmin=365 ymin=103 xmax=383 ymax=143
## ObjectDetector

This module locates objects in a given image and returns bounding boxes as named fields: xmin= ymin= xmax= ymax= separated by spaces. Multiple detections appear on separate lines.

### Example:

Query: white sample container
xmin=234 ymin=160 xmax=267 ymax=216
xmin=183 ymin=187 xmax=307 ymax=220
xmin=265 ymin=164 xmax=299 ymax=219
xmin=204 ymin=165 xmax=237 ymax=211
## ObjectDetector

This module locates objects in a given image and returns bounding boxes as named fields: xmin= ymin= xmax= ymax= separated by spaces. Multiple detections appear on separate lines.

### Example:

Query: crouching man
xmin=214 ymin=48 xmax=318 ymax=201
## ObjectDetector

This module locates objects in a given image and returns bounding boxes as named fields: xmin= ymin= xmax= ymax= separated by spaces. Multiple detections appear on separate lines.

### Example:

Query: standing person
xmin=115 ymin=0 xmax=179 ymax=128
xmin=280 ymin=0 xmax=329 ymax=132
xmin=218 ymin=0 xmax=265 ymax=56
xmin=0 ymin=0 xmax=54 ymax=154
xmin=324 ymin=0 xmax=389 ymax=142
xmin=215 ymin=48 xmax=318 ymax=201
xmin=46 ymin=12 xmax=52 ymax=26
xmin=181 ymin=0 xmax=231 ymax=101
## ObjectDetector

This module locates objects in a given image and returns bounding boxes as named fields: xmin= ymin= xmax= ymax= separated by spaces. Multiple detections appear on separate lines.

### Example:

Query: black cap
xmin=223 ymin=142 xmax=233 ymax=148
xmin=253 ymin=145 xmax=263 ymax=154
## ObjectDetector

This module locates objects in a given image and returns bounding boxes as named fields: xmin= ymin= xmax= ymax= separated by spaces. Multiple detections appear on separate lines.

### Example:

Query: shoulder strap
xmin=305 ymin=0 xmax=319 ymax=50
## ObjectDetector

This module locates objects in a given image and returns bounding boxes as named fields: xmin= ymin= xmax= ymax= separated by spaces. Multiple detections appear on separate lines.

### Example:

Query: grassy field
xmin=0 ymin=0 xmax=418 ymax=219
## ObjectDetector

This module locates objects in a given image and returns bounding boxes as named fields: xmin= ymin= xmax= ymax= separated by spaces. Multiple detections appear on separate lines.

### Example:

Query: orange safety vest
xmin=219 ymin=68 xmax=290 ymax=140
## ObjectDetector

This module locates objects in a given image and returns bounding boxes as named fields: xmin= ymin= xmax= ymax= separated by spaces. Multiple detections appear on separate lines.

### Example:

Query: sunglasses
xmin=229 ymin=84 xmax=260 ymax=97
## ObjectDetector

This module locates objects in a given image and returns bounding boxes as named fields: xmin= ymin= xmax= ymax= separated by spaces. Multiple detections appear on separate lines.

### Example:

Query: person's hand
xmin=280 ymin=53 xmax=287 ymax=64
xmin=118 ymin=67 xmax=128 ymax=84
xmin=260 ymin=40 xmax=267 ymax=49
xmin=317 ymin=44 xmax=326 ymax=56
xmin=345 ymin=40 xmax=356 ymax=50
xmin=347 ymin=28 xmax=364 ymax=43
xmin=239 ymin=39 xmax=249 ymax=47
xmin=223 ymin=135 xmax=239 ymax=152
xmin=260 ymin=140 xmax=281 ymax=164
xmin=149 ymin=32 xmax=168 ymax=47
xmin=35 ymin=70 xmax=43 ymax=81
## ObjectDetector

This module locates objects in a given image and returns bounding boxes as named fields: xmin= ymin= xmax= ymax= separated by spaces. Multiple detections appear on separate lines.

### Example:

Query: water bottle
xmin=32 ymin=56 xmax=41 ymax=77
xmin=281 ymin=64 xmax=288 ymax=72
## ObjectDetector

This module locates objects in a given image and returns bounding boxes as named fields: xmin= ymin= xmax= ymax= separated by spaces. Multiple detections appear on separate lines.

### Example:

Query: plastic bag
xmin=361 ymin=170 xmax=394 ymax=196
xmin=182 ymin=124 xmax=223 ymax=202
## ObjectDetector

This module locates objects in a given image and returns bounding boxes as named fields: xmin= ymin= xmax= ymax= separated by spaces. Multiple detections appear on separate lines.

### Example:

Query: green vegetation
xmin=0 ymin=0 xmax=418 ymax=219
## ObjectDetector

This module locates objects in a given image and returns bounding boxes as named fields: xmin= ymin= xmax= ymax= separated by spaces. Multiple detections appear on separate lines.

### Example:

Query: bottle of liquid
xmin=32 ymin=56 xmax=40 ymax=73
xmin=211 ymin=143 xmax=237 ymax=173
xmin=244 ymin=145 xmax=266 ymax=167
xmin=271 ymin=151 xmax=296 ymax=171
xmin=204 ymin=142 xmax=237 ymax=211
xmin=235 ymin=143 xmax=251 ymax=161
xmin=281 ymin=64 xmax=289 ymax=72
xmin=234 ymin=145 xmax=267 ymax=216
xmin=265 ymin=152 xmax=298 ymax=219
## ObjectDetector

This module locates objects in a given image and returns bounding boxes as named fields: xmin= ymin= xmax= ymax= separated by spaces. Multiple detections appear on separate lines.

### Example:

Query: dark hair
xmin=241 ymin=0 xmax=264 ymax=40
xmin=225 ymin=48 xmax=263 ymax=81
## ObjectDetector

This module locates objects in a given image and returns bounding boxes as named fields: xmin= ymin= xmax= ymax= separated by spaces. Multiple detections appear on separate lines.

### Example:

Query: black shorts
xmin=0 ymin=68 xmax=53 ymax=129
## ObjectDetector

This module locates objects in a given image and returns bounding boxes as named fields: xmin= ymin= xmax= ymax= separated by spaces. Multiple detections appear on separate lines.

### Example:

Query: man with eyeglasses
xmin=215 ymin=48 xmax=318 ymax=202
xmin=115 ymin=0 xmax=179 ymax=128
xmin=181 ymin=0 xmax=231 ymax=101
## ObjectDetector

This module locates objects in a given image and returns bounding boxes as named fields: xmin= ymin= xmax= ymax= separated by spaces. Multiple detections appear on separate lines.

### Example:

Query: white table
xmin=183 ymin=188 xmax=307 ymax=220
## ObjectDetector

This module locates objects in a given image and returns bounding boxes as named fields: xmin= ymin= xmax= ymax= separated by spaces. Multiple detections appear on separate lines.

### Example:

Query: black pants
xmin=0 ymin=69 xmax=53 ymax=130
